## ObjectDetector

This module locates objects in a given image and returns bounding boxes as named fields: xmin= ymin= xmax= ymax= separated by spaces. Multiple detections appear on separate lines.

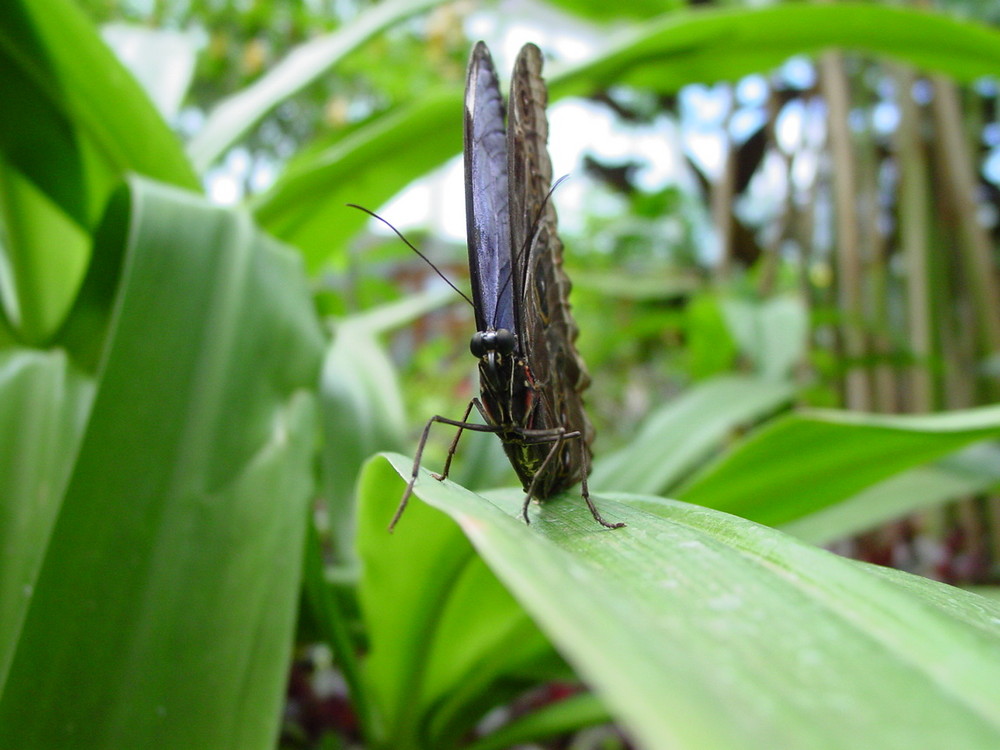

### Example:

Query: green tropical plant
xmin=2 ymin=0 xmax=1000 ymax=748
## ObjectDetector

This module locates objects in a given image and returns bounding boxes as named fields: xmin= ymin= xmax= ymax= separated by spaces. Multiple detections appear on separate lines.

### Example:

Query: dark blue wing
xmin=464 ymin=41 xmax=514 ymax=334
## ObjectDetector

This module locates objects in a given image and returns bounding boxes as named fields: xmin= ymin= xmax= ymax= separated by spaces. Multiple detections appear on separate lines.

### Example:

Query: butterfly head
xmin=471 ymin=328 xmax=517 ymax=396
xmin=470 ymin=328 xmax=515 ymax=359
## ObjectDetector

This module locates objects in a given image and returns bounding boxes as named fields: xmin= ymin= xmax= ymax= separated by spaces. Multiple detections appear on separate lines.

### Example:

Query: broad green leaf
xmin=320 ymin=320 xmax=407 ymax=559
xmin=0 ymin=0 xmax=198 ymax=340
xmin=318 ymin=287 xmax=453 ymax=559
xmin=0 ymin=157 xmax=90 ymax=342
xmin=572 ymin=268 xmax=701 ymax=300
xmin=372 ymin=453 xmax=1000 ymax=750
xmin=188 ymin=0 xmax=448 ymax=171
xmin=683 ymin=291 xmax=739 ymax=379
xmin=545 ymin=0 xmax=683 ymax=21
xmin=0 ymin=349 xmax=92 ymax=688
xmin=0 ymin=0 xmax=197 ymax=227
xmin=781 ymin=443 xmax=1000 ymax=546
xmin=0 ymin=177 xmax=324 ymax=749
xmin=551 ymin=4 xmax=1000 ymax=97
xmin=102 ymin=23 xmax=203 ymax=121
xmin=678 ymin=405 xmax=1000 ymax=526
xmin=590 ymin=375 xmax=794 ymax=495
xmin=357 ymin=460 xmax=566 ymax=749
xmin=345 ymin=286 xmax=456 ymax=336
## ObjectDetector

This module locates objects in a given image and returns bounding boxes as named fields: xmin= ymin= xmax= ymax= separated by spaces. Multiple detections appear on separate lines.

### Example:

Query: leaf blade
xmin=0 ymin=178 xmax=324 ymax=749
xmin=678 ymin=405 xmax=1000 ymax=525
xmin=373 ymin=453 xmax=1000 ymax=750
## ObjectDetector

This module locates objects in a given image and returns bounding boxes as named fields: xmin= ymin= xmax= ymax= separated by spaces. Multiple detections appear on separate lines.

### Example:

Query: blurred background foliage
xmin=86 ymin=0 xmax=1000 ymax=539
xmin=86 ymin=0 xmax=1000 ymax=418
xmin=4 ymin=0 xmax=1000 ymax=747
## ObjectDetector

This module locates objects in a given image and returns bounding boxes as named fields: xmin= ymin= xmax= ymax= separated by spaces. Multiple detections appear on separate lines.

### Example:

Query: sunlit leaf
xmin=782 ymin=443 xmax=1000 ymax=546
xmin=357 ymin=459 xmax=567 ymax=749
xmin=0 ymin=0 xmax=197 ymax=227
xmin=0 ymin=0 xmax=198 ymax=340
xmin=252 ymin=90 xmax=461 ymax=271
xmin=0 ymin=349 xmax=92 ymax=687
xmin=0 ymin=178 xmax=324 ymax=749
xmin=679 ymin=405 xmax=1000 ymax=526
xmin=371 ymin=453 xmax=1000 ymax=750
xmin=591 ymin=375 xmax=794 ymax=495
xmin=552 ymin=4 xmax=1000 ymax=97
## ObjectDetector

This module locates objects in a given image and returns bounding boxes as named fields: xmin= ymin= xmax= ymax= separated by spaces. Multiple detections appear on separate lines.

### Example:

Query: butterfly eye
xmin=495 ymin=328 xmax=515 ymax=355
xmin=470 ymin=332 xmax=487 ymax=358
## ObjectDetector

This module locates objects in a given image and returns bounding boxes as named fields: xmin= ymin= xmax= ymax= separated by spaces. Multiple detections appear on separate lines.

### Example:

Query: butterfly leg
xmin=391 ymin=414 xmax=444 ymax=531
xmin=578 ymin=446 xmax=625 ymax=529
xmin=519 ymin=429 xmax=624 ymax=529
xmin=390 ymin=406 xmax=498 ymax=531
xmin=433 ymin=399 xmax=477 ymax=481
xmin=520 ymin=429 xmax=569 ymax=524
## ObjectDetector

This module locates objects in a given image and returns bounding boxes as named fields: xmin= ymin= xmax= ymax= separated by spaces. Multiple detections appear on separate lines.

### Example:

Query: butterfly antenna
xmin=528 ymin=174 xmax=569 ymax=243
xmin=347 ymin=204 xmax=475 ymax=309
xmin=492 ymin=268 xmax=514 ymax=331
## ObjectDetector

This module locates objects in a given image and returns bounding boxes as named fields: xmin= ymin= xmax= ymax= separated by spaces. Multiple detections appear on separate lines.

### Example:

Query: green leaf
xmin=590 ymin=375 xmax=794 ymax=495
xmin=0 ymin=157 xmax=90 ymax=342
xmin=0 ymin=0 xmax=197 ymax=227
xmin=0 ymin=0 xmax=198 ymax=340
xmin=682 ymin=291 xmax=739 ymax=379
xmin=356 ymin=459 xmax=566 ymax=749
xmin=551 ymin=4 xmax=1000 ymax=97
xmin=102 ymin=23 xmax=203 ymax=121
xmin=300 ymin=522 xmax=373 ymax=740
xmin=678 ymin=405 xmax=1000 ymax=526
xmin=318 ymin=286 xmax=454 ymax=560
xmin=0 ymin=177 xmax=324 ymax=749
xmin=320 ymin=319 xmax=407 ymax=560
xmin=344 ymin=286 xmax=456 ymax=336
xmin=544 ymin=0 xmax=683 ymax=21
xmin=782 ymin=443 xmax=1000 ymax=546
xmin=0 ymin=348 xmax=92 ymax=687
xmin=464 ymin=692 xmax=612 ymax=750
xmin=372 ymin=453 xmax=1000 ymax=750
xmin=188 ymin=0 xmax=449 ymax=171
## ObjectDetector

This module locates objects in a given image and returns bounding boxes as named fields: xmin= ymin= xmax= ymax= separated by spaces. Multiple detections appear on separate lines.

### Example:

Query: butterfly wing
xmin=506 ymin=43 xmax=594 ymax=494
xmin=464 ymin=42 xmax=514 ymax=334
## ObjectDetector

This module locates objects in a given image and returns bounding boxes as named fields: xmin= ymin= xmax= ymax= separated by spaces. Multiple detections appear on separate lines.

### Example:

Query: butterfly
xmin=391 ymin=41 xmax=622 ymax=530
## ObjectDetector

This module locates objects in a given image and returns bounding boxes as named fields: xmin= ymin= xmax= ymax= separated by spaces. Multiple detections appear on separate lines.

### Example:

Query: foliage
xmin=358 ymin=454 xmax=1000 ymax=749
xmin=2 ymin=0 xmax=1000 ymax=749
